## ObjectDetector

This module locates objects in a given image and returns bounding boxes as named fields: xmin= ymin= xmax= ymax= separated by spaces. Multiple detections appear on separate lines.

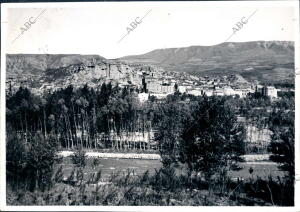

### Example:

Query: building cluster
xmin=6 ymin=60 xmax=279 ymax=102
xmin=137 ymin=73 xmax=279 ymax=103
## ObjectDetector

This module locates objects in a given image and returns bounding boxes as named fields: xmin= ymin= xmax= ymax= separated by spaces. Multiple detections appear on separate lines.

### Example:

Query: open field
xmin=56 ymin=155 xmax=284 ymax=182
xmin=57 ymin=157 xmax=162 ymax=181
xmin=229 ymin=162 xmax=284 ymax=180
xmin=58 ymin=151 xmax=160 ymax=160
xmin=58 ymin=150 xmax=271 ymax=161
xmin=7 ymin=156 xmax=289 ymax=206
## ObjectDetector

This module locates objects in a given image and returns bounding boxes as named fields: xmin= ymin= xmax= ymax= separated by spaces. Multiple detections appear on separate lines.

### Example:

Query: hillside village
xmin=6 ymin=57 xmax=279 ymax=102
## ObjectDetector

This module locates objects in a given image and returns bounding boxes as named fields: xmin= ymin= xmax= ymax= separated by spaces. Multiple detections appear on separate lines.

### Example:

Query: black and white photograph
xmin=0 ymin=1 xmax=299 ymax=210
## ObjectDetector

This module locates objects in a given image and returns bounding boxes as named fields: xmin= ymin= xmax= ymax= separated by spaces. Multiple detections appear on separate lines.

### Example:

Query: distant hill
xmin=6 ymin=41 xmax=295 ymax=86
xmin=119 ymin=41 xmax=295 ymax=83
xmin=6 ymin=54 xmax=106 ymax=79
xmin=6 ymin=53 xmax=166 ymax=90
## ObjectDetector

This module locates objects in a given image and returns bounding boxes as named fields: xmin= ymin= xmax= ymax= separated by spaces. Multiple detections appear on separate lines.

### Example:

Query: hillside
xmin=119 ymin=41 xmax=295 ymax=83
xmin=6 ymin=53 xmax=167 ymax=90
xmin=6 ymin=41 xmax=295 ymax=87
xmin=6 ymin=54 xmax=106 ymax=80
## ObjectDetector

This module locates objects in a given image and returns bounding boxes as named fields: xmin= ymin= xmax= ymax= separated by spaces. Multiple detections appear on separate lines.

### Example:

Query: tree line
xmin=7 ymin=84 xmax=159 ymax=150
xmin=6 ymin=84 xmax=294 ymax=152
xmin=6 ymin=83 xmax=295 ymax=205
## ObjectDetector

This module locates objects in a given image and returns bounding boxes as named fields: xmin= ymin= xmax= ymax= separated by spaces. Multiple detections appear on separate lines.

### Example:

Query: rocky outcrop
xmin=7 ymin=54 xmax=105 ymax=76
xmin=6 ymin=54 xmax=165 ymax=90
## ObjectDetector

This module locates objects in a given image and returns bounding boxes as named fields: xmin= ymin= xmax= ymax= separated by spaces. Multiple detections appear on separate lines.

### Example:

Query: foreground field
xmin=7 ymin=156 xmax=290 ymax=206
xmin=7 ymin=152 xmax=289 ymax=206
xmin=57 ymin=157 xmax=162 ymax=181
xmin=54 ymin=154 xmax=284 ymax=182
xmin=7 ymin=153 xmax=289 ymax=206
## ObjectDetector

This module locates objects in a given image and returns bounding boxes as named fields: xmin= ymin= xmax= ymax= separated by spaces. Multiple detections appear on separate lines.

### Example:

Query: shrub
xmin=71 ymin=146 xmax=87 ymax=168
xmin=92 ymin=157 xmax=101 ymax=169
xmin=54 ymin=166 xmax=64 ymax=183
xmin=26 ymin=132 xmax=59 ymax=191
xmin=6 ymin=133 xmax=27 ymax=190
xmin=7 ymin=132 xmax=59 ymax=192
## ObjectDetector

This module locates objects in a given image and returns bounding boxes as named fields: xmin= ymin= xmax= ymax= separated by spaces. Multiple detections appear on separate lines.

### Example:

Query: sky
xmin=2 ymin=1 xmax=297 ymax=59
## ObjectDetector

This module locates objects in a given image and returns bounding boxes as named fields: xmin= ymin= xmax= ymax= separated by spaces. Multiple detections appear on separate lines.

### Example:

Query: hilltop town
xmin=6 ymin=55 xmax=281 ymax=102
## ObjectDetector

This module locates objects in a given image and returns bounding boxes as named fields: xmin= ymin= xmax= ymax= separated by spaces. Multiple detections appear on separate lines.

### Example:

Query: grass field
xmin=56 ymin=156 xmax=284 ymax=182
xmin=8 ymin=156 xmax=290 ymax=206
xmin=229 ymin=162 xmax=284 ymax=179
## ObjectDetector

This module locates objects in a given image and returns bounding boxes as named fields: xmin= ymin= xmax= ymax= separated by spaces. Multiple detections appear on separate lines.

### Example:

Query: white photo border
xmin=1 ymin=1 xmax=299 ymax=211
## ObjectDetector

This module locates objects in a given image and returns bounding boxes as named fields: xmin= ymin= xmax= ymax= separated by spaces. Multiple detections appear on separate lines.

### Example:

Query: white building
xmin=224 ymin=87 xmax=236 ymax=96
xmin=234 ymin=89 xmax=248 ymax=98
xmin=138 ymin=93 xmax=149 ymax=103
xmin=202 ymin=90 xmax=213 ymax=96
xmin=256 ymin=85 xmax=278 ymax=98
xmin=178 ymin=86 xmax=187 ymax=93
xmin=214 ymin=89 xmax=225 ymax=96
xmin=266 ymin=86 xmax=278 ymax=98
xmin=187 ymin=89 xmax=202 ymax=96
xmin=234 ymin=90 xmax=244 ymax=98
xmin=151 ymin=93 xmax=169 ymax=99
xmin=161 ymin=84 xmax=174 ymax=94
xmin=224 ymin=87 xmax=252 ymax=98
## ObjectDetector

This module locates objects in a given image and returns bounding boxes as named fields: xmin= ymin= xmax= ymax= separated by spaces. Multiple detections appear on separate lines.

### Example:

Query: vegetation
xmin=180 ymin=96 xmax=246 ymax=179
xmin=269 ymin=109 xmax=295 ymax=180
xmin=6 ymin=83 xmax=295 ymax=206
xmin=157 ymin=96 xmax=246 ymax=181
xmin=6 ymin=166 xmax=293 ymax=206
xmin=7 ymin=132 xmax=60 ymax=192
xmin=71 ymin=146 xmax=87 ymax=168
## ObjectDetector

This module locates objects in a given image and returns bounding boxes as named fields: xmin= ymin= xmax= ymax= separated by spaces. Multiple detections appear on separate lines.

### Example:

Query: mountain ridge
xmin=119 ymin=41 xmax=294 ymax=83
xmin=121 ymin=41 xmax=294 ymax=59
xmin=6 ymin=41 xmax=295 ymax=84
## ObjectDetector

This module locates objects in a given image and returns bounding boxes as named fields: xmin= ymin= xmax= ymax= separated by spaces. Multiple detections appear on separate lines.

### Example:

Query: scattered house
xmin=138 ymin=92 xmax=149 ymax=103
xmin=161 ymin=84 xmax=174 ymax=94
xmin=190 ymin=75 xmax=199 ymax=81
xmin=150 ymin=93 xmax=169 ymax=99
xmin=224 ymin=87 xmax=235 ymax=96
xmin=202 ymin=89 xmax=213 ymax=96
xmin=147 ymin=80 xmax=162 ymax=93
xmin=234 ymin=89 xmax=247 ymax=98
xmin=178 ymin=86 xmax=187 ymax=93
xmin=213 ymin=89 xmax=224 ymax=96
xmin=187 ymin=89 xmax=202 ymax=96
xmin=266 ymin=86 xmax=278 ymax=98
xmin=40 ymin=83 xmax=54 ymax=92
xmin=256 ymin=85 xmax=278 ymax=98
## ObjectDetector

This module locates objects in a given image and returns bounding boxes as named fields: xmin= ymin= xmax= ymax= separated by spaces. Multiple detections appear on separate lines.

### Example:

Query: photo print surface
xmin=1 ymin=1 xmax=299 ymax=210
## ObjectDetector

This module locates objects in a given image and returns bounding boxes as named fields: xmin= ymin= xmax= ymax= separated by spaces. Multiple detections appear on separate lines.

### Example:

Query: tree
xmin=41 ymin=98 xmax=48 ymax=138
xmin=6 ymin=133 xmax=27 ymax=190
xmin=159 ymin=96 xmax=246 ymax=180
xmin=149 ymin=95 xmax=157 ymax=103
xmin=71 ymin=146 xmax=87 ymax=168
xmin=155 ymin=101 xmax=191 ymax=167
xmin=269 ymin=109 xmax=294 ymax=179
xmin=26 ymin=132 xmax=59 ymax=191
